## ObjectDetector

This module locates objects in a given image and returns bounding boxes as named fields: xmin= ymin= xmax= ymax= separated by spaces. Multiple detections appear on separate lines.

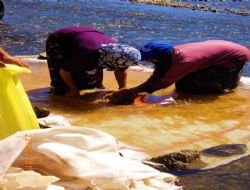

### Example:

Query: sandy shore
xmin=129 ymin=0 xmax=250 ymax=16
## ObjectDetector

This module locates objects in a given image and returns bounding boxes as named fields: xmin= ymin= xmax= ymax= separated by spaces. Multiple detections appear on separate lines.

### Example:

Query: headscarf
xmin=98 ymin=43 xmax=141 ymax=71
xmin=139 ymin=41 xmax=173 ymax=61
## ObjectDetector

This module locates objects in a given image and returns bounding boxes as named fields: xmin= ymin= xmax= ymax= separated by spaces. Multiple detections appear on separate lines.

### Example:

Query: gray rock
xmin=201 ymin=144 xmax=247 ymax=157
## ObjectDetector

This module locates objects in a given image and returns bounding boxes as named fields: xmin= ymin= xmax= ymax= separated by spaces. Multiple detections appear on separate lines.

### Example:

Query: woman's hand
xmin=0 ymin=60 xmax=5 ymax=67
xmin=7 ymin=56 xmax=30 ymax=69
xmin=106 ymin=88 xmax=139 ymax=105
xmin=0 ymin=48 xmax=30 ymax=68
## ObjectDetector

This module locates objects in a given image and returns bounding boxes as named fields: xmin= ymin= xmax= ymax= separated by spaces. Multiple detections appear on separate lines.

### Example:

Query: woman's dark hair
xmin=0 ymin=0 xmax=5 ymax=19
xmin=155 ymin=49 xmax=174 ymax=77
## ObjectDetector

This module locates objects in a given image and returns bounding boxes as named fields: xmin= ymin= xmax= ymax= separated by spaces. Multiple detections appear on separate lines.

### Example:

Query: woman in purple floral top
xmin=46 ymin=27 xmax=140 ymax=96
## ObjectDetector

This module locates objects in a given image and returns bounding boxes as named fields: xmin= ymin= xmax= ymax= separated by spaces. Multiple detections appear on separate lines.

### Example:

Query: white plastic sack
xmin=0 ymin=126 xmax=181 ymax=190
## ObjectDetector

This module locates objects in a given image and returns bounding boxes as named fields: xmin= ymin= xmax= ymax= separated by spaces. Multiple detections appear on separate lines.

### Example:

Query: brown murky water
xmin=20 ymin=61 xmax=250 ymax=156
xmin=19 ymin=60 xmax=250 ymax=189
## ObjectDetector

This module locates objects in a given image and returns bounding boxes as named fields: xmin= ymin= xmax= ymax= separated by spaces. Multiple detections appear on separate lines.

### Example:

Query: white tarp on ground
xmin=0 ymin=126 xmax=181 ymax=190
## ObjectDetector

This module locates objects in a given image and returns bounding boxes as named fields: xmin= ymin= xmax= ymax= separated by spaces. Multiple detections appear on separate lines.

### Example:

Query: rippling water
xmin=0 ymin=1 xmax=249 ymax=51
xmin=1 ymin=0 xmax=249 ymax=73
xmin=1 ymin=1 xmax=250 ymax=189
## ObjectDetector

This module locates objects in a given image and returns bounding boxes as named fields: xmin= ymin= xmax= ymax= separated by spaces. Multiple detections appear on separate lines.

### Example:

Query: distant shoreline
xmin=128 ymin=0 xmax=250 ymax=16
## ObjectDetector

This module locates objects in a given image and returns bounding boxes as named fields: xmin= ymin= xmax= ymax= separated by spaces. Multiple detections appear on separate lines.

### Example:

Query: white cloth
xmin=239 ymin=76 xmax=250 ymax=89
xmin=0 ymin=126 xmax=181 ymax=190
xmin=129 ymin=65 xmax=154 ymax=73
xmin=38 ymin=114 xmax=71 ymax=127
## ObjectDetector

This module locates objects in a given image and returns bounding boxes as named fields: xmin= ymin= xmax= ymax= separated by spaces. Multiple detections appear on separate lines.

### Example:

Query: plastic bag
xmin=134 ymin=93 xmax=174 ymax=105
xmin=0 ymin=64 xmax=39 ymax=139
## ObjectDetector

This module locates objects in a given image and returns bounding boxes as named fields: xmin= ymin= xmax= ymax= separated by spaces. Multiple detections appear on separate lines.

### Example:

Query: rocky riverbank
xmin=129 ymin=0 xmax=250 ymax=16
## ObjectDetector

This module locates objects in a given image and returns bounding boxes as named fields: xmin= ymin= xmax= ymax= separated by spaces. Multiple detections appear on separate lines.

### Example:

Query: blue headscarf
xmin=139 ymin=41 xmax=173 ymax=61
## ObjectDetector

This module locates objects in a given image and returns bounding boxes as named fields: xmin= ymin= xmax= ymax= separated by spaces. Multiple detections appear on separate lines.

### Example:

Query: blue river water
xmin=1 ymin=0 xmax=249 ymax=75
xmin=0 ymin=1 xmax=249 ymax=51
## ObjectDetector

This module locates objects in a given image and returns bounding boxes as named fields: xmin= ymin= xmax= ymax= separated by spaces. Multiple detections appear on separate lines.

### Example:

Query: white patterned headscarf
xmin=98 ymin=43 xmax=141 ymax=71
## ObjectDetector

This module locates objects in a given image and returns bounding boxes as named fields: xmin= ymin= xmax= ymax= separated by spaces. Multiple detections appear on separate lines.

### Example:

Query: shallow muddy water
xmin=19 ymin=60 xmax=250 ymax=189
xmin=20 ymin=61 xmax=250 ymax=156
